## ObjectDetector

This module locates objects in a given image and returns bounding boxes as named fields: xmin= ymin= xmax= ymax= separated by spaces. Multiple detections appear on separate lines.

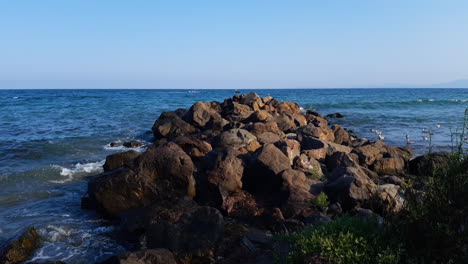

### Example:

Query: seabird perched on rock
xmin=378 ymin=134 xmax=385 ymax=140
xmin=436 ymin=124 xmax=441 ymax=128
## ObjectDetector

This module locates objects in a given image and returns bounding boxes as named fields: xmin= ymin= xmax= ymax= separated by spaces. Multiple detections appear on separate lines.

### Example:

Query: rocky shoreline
xmin=2 ymin=93 xmax=432 ymax=263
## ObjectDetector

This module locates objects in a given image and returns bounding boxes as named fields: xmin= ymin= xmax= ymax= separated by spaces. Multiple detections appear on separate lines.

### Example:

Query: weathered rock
xmin=245 ymin=122 xmax=284 ymax=137
xmin=244 ymin=144 xmax=291 ymax=196
xmin=239 ymin=92 xmax=265 ymax=111
xmin=123 ymin=141 xmax=144 ymax=148
xmin=257 ymin=132 xmax=281 ymax=144
xmin=222 ymin=100 xmax=253 ymax=122
xmin=184 ymin=101 xmax=222 ymax=128
xmin=280 ymin=169 xmax=317 ymax=217
xmin=276 ymin=101 xmax=302 ymax=115
xmin=223 ymin=190 xmax=263 ymax=220
xmin=196 ymin=149 xmax=245 ymax=209
xmin=324 ymin=166 xmax=376 ymax=210
xmin=293 ymin=154 xmax=323 ymax=179
xmin=301 ymin=137 xmax=329 ymax=161
xmin=326 ymin=113 xmax=344 ymax=118
xmin=326 ymin=151 xmax=359 ymax=171
xmin=152 ymin=111 xmax=197 ymax=139
xmin=376 ymin=184 xmax=405 ymax=213
xmin=352 ymin=144 xmax=383 ymax=166
xmin=122 ymin=199 xmax=224 ymax=256
xmin=272 ymin=114 xmax=297 ymax=133
xmin=103 ymin=150 xmax=141 ymax=172
xmin=297 ymin=124 xmax=335 ymax=142
xmin=173 ymin=135 xmax=212 ymax=159
xmin=216 ymin=129 xmax=257 ymax=149
xmin=409 ymin=152 xmax=451 ymax=176
xmin=373 ymin=157 xmax=405 ymax=175
xmin=0 ymin=228 xmax=41 ymax=264
xmin=274 ymin=139 xmax=301 ymax=165
xmin=305 ymin=115 xmax=328 ymax=129
xmin=332 ymin=125 xmax=351 ymax=146
xmin=101 ymin=249 xmax=178 ymax=264
xmin=245 ymin=110 xmax=273 ymax=123
xmin=88 ymin=143 xmax=195 ymax=216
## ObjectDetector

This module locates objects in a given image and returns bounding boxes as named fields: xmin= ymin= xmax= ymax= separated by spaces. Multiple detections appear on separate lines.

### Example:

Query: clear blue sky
xmin=1 ymin=0 xmax=467 ymax=89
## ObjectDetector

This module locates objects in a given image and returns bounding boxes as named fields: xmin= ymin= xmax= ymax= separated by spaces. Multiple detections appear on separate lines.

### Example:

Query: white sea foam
xmin=50 ymin=160 xmax=105 ymax=184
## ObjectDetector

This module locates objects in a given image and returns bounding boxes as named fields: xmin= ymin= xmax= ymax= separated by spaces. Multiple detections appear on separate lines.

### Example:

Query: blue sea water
xmin=0 ymin=88 xmax=467 ymax=263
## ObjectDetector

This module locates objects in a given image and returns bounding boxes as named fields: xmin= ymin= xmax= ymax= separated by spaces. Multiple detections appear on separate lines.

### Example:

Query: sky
xmin=0 ymin=0 xmax=467 ymax=89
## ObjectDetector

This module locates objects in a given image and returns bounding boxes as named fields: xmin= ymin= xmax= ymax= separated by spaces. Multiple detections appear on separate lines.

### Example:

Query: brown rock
xmin=184 ymin=101 xmax=222 ymax=128
xmin=152 ymin=111 xmax=197 ymax=139
xmin=216 ymin=129 xmax=257 ymax=149
xmin=274 ymin=139 xmax=301 ymax=165
xmin=0 ymin=228 xmax=41 ymax=264
xmin=293 ymin=154 xmax=323 ymax=179
xmin=332 ymin=125 xmax=351 ymax=145
xmin=257 ymin=132 xmax=281 ymax=144
xmin=222 ymin=100 xmax=253 ymax=122
xmin=244 ymin=144 xmax=291 ymax=195
xmin=88 ymin=143 xmax=196 ymax=216
xmin=276 ymin=101 xmax=302 ymax=115
xmin=244 ymin=110 xmax=273 ymax=123
xmin=103 ymin=150 xmax=141 ymax=172
xmin=326 ymin=151 xmax=359 ymax=171
xmin=280 ymin=169 xmax=316 ymax=218
xmin=239 ymin=92 xmax=265 ymax=111
xmin=173 ymin=135 xmax=212 ymax=159
xmin=324 ymin=166 xmax=376 ymax=210
xmin=245 ymin=122 xmax=284 ymax=137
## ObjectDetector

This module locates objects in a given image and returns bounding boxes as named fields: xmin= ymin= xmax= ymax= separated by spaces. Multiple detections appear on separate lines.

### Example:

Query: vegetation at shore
xmin=276 ymin=109 xmax=468 ymax=264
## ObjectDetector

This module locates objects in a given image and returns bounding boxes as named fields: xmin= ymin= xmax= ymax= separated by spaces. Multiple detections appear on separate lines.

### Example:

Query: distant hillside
xmin=431 ymin=79 xmax=468 ymax=88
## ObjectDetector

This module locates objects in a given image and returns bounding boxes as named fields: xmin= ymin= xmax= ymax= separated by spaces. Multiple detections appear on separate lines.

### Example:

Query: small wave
xmin=12 ymin=96 xmax=19 ymax=99
xmin=50 ymin=160 xmax=104 ymax=184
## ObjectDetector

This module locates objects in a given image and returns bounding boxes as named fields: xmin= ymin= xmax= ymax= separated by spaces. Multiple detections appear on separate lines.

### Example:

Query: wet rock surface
xmin=82 ymin=92 xmax=416 ymax=263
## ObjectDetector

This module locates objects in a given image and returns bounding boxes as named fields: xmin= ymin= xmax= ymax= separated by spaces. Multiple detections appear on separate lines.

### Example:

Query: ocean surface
xmin=0 ymin=88 xmax=467 ymax=263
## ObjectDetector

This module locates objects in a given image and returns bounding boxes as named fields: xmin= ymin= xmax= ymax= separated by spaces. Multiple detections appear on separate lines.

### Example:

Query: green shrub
xmin=314 ymin=192 xmax=329 ymax=212
xmin=276 ymin=217 xmax=401 ymax=264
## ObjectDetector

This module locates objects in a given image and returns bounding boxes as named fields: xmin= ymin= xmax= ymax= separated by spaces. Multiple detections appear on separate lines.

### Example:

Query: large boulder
xmin=152 ymin=111 xmax=197 ymax=139
xmin=196 ymin=149 xmax=244 ymax=209
xmin=324 ymin=166 xmax=376 ymax=210
xmin=409 ymin=152 xmax=452 ymax=176
xmin=243 ymin=144 xmax=291 ymax=196
xmin=87 ymin=143 xmax=195 ymax=216
xmin=184 ymin=101 xmax=222 ymax=128
xmin=172 ymin=135 xmax=212 ymax=159
xmin=257 ymin=132 xmax=282 ymax=144
xmin=122 ymin=199 xmax=224 ymax=257
xmin=103 ymin=150 xmax=141 ymax=172
xmin=216 ymin=129 xmax=258 ymax=150
xmin=221 ymin=100 xmax=253 ymax=122
xmin=0 ymin=228 xmax=41 ymax=264
xmin=276 ymin=101 xmax=302 ymax=115
xmin=239 ymin=92 xmax=265 ymax=111
xmin=332 ymin=125 xmax=351 ymax=146
xmin=274 ymin=139 xmax=301 ymax=165
xmin=326 ymin=151 xmax=359 ymax=171
xmin=279 ymin=169 xmax=317 ymax=218
xmin=293 ymin=154 xmax=323 ymax=179
xmin=245 ymin=122 xmax=284 ymax=137
xmin=297 ymin=124 xmax=335 ymax=142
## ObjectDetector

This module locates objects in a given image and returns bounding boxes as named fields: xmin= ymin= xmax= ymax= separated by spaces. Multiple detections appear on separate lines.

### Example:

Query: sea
xmin=0 ymin=88 xmax=467 ymax=263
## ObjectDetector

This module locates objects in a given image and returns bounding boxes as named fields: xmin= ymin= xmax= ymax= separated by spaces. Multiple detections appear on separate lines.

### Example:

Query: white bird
xmin=435 ymin=124 xmax=441 ymax=128
xmin=370 ymin=128 xmax=376 ymax=132
xmin=376 ymin=131 xmax=382 ymax=135
xmin=422 ymin=136 xmax=429 ymax=141
xmin=406 ymin=134 xmax=415 ymax=144
xmin=378 ymin=134 xmax=385 ymax=140
xmin=422 ymin=128 xmax=430 ymax=134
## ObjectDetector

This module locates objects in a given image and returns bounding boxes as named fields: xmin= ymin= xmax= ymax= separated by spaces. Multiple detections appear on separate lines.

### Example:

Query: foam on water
xmin=50 ymin=160 xmax=105 ymax=184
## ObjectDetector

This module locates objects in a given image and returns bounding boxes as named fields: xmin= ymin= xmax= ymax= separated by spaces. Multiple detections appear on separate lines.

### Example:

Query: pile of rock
xmin=82 ymin=93 xmax=414 ymax=263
